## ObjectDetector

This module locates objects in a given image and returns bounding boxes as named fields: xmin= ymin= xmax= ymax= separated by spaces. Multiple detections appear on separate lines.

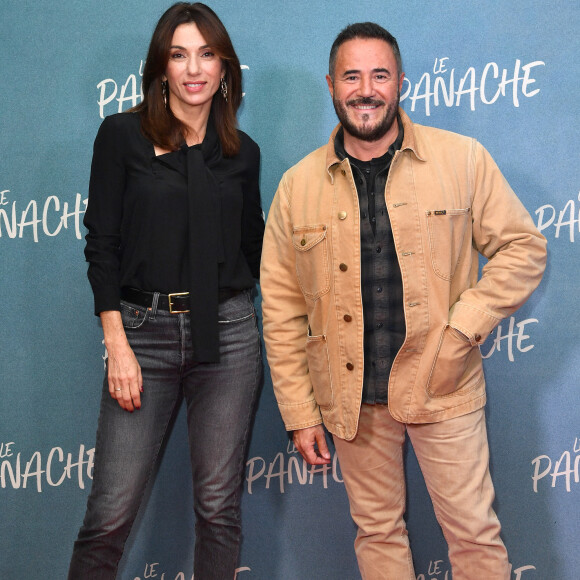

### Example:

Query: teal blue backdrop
xmin=1 ymin=1 xmax=578 ymax=578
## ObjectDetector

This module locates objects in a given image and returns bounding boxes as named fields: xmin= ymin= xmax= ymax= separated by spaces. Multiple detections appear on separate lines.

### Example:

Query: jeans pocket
xmin=120 ymin=301 xmax=149 ymax=330
xmin=218 ymin=311 xmax=255 ymax=324
xmin=217 ymin=292 xmax=256 ymax=325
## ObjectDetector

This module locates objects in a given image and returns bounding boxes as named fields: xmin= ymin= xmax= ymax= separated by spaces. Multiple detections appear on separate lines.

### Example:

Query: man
xmin=260 ymin=22 xmax=546 ymax=580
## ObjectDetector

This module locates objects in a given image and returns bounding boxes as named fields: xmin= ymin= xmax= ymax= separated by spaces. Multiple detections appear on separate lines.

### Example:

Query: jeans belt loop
xmin=150 ymin=292 xmax=160 ymax=319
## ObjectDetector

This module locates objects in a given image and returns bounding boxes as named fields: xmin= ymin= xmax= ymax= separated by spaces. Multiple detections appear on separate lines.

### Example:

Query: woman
xmin=68 ymin=3 xmax=264 ymax=579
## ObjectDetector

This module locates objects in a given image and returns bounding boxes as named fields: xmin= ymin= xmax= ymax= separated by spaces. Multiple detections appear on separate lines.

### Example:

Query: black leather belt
xmin=121 ymin=287 xmax=243 ymax=314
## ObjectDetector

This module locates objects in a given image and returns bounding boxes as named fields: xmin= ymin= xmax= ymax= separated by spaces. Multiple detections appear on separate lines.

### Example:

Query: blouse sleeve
xmin=83 ymin=115 xmax=127 ymax=315
xmin=240 ymin=135 xmax=265 ymax=279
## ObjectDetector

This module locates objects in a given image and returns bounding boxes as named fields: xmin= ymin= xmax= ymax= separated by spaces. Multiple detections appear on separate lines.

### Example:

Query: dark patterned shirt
xmin=334 ymin=121 xmax=406 ymax=404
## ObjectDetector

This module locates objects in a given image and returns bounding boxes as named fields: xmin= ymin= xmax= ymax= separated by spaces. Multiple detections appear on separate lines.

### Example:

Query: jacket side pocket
xmin=427 ymin=324 xmax=480 ymax=398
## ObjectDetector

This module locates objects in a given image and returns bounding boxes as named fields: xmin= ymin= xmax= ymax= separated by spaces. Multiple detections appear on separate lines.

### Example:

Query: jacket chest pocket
xmin=292 ymin=225 xmax=330 ymax=299
xmin=426 ymin=208 xmax=471 ymax=281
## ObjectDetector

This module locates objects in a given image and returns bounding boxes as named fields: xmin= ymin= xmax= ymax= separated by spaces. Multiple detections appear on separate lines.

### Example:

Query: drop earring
xmin=220 ymin=77 xmax=228 ymax=102
xmin=162 ymin=79 xmax=168 ymax=108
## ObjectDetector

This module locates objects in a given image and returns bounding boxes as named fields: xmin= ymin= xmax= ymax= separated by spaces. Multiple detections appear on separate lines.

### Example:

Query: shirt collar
xmin=333 ymin=114 xmax=404 ymax=165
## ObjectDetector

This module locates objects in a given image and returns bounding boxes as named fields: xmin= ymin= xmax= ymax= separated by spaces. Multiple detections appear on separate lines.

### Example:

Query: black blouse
xmin=84 ymin=112 xmax=264 ymax=360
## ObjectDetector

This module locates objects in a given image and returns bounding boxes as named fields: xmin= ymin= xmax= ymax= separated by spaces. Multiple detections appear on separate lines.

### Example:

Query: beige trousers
xmin=334 ymin=405 xmax=509 ymax=580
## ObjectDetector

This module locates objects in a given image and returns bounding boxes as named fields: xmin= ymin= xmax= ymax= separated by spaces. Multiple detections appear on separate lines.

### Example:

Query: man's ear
xmin=398 ymin=72 xmax=405 ymax=93
xmin=326 ymin=74 xmax=334 ymax=99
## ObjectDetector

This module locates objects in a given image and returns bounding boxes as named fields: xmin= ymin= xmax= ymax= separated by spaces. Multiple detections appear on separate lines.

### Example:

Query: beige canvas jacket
xmin=261 ymin=109 xmax=547 ymax=440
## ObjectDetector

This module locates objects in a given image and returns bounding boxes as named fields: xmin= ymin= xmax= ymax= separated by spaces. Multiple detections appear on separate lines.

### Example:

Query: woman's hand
xmin=100 ymin=311 xmax=143 ymax=412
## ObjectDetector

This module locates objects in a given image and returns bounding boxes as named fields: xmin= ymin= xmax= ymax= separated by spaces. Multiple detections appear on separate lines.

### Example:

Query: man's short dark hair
xmin=329 ymin=22 xmax=402 ymax=80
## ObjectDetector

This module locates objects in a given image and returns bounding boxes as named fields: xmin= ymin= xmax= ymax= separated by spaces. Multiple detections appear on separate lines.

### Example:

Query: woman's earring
xmin=220 ymin=77 xmax=228 ymax=102
xmin=162 ymin=80 xmax=168 ymax=108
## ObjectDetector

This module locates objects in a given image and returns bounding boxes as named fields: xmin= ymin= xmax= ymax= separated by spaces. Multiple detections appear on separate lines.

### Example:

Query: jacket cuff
xmin=449 ymin=301 xmax=501 ymax=345
xmin=277 ymin=398 xmax=323 ymax=432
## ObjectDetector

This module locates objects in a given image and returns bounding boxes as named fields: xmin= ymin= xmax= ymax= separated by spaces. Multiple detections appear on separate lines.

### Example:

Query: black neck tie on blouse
xmin=184 ymin=120 xmax=224 ymax=363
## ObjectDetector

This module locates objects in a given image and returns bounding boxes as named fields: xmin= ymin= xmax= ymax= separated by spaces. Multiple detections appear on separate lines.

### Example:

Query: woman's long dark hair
xmin=135 ymin=2 xmax=242 ymax=156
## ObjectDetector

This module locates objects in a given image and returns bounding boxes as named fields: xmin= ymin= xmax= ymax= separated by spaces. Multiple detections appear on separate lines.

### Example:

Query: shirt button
xmin=377 ymin=286 xmax=383 ymax=293
xmin=346 ymin=362 xmax=354 ymax=371
xmin=362 ymin=212 xmax=367 ymax=218
xmin=343 ymin=314 xmax=352 ymax=322
xmin=339 ymin=263 xmax=348 ymax=272
xmin=371 ymin=217 xmax=376 ymax=223
xmin=376 ymin=322 xmax=383 ymax=329
xmin=376 ymin=246 xmax=382 ymax=253
xmin=370 ymin=191 xmax=375 ymax=196
xmin=338 ymin=211 xmax=347 ymax=220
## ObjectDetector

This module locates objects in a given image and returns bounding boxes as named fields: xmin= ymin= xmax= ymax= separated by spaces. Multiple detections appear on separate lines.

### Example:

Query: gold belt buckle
xmin=168 ymin=292 xmax=190 ymax=314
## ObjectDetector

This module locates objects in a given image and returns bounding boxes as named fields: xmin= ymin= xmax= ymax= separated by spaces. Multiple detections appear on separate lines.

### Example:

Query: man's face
xmin=327 ymin=38 xmax=404 ymax=143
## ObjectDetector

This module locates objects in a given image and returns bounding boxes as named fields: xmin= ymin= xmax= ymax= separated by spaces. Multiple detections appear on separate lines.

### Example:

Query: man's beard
xmin=333 ymin=93 xmax=399 ymax=142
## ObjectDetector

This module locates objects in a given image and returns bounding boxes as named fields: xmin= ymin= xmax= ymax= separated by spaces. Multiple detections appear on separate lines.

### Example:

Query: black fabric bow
xmin=149 ymin=118 xmax=223 ymax=364
xmin=184 ymin=119 xmax=225 ymax=362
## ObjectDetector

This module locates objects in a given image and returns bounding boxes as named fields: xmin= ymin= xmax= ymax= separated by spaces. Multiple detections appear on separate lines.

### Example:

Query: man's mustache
xmin=346 ymin=97 xmax=385 ymax=107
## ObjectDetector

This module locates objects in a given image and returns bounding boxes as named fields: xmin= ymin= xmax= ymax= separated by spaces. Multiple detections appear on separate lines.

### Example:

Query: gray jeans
xmin=68 ymin=290 xmax=262 ymax=579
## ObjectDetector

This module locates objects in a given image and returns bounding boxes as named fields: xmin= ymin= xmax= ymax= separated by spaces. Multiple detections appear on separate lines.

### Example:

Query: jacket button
xmin=339 ymin=263 xmax=348 ymax=272
xmin=300 ymin=239 xmax=306 ymax=246
xmin=346 ymin=362 xmax=354 ymax=371
xmin=343 ymin=314 xmax=352 ymax=322
xmin=475 ymin=334 xmax=481 ymax=342
xmin=338 ymin=211 xmax=347 ymax=220
xmin=341 ymin=169 xmax=346 ymax=176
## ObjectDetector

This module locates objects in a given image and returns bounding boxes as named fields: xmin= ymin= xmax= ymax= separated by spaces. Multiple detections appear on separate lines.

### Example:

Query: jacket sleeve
xmin=449 ymin=140 xmax=547 ymax=344
xmin=260 ymin=174 xmax=323 ymax=431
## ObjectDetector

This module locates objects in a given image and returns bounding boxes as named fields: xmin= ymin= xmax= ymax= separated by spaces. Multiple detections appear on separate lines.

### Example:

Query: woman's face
xmin=163 ymin=22 xmax=224 ymax=120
